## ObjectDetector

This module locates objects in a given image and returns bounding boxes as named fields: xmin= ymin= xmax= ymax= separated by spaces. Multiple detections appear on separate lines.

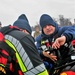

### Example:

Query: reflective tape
xmin=25 ymin=64 xmax=48 ymax=75
xmin=5 ymin=35 xmax=33 ymax=72
xmin=5 ymin=34 xmax=49 ymax=75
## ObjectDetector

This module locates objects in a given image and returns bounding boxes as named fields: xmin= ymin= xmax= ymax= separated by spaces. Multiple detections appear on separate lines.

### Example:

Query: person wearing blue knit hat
xmin=13 ymin=14 xmax=32 ymax=34
xmin=35 ymin=14 xmax=75 ymax=74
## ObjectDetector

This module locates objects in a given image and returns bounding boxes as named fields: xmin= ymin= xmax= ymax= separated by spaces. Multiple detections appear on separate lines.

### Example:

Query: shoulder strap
xmin=0 ymin=25 xmax=19 ymax=35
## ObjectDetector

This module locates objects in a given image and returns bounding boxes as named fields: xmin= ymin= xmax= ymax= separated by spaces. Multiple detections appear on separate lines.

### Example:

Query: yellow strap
xmin=5 ymin=40 xmax=27 ymax=72
xmin=38 ymin=70 xmax=49 ymax=75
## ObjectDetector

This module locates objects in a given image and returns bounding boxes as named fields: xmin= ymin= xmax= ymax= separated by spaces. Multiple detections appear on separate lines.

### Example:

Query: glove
xmin=0 ymin=66 xmax=6 ymax=74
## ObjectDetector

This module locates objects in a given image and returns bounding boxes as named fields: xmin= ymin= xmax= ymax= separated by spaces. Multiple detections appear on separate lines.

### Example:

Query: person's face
xmin=20 ymin=29 xmax=30 ymax=34
xmin=22 ymin=30 xmax=30 ymax=34
xmin=36 ymin=27 xmax=39 ymax=32
xmin=43 ymin=25 xmax=55 ymax=35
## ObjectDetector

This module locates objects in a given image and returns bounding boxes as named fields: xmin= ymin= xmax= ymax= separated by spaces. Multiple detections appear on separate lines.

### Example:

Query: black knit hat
xmin=13 ymin=14 xmax=32 ymax=34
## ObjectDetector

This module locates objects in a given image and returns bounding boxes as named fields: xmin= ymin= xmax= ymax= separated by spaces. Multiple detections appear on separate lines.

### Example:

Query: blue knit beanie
xmin=40 ymin=14 xmax=57 ymax=28
xmin=40 ymin=14 xmax=59 ymax=37
xmin=13 ymin=14 xmax=32 ymax=34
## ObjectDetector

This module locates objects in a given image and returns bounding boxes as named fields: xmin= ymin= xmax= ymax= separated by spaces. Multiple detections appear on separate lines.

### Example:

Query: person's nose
xmin=46 ymin=25 xmax=50 ymax=29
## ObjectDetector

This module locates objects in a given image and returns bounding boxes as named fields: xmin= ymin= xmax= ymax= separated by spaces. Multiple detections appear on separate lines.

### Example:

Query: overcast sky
xmin=0 ymin=0 xmax=75 ymax=27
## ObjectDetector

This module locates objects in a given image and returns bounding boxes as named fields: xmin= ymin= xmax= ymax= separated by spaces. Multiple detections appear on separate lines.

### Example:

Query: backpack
xmin=0 ymin=25 xmax=18 ymax=75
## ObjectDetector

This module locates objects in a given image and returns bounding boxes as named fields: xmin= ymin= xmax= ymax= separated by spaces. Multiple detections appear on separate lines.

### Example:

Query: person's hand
xmin=43 ymin=51 xmax=57 ymax=61
xmin=52 ymin=36 xmax=66 ymax=49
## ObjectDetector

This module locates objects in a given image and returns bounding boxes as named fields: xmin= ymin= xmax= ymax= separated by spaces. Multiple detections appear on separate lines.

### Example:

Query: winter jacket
xmin=35 ymin=25 xmax=75 ymax=57
xmin=0 ymin=26 xmax=49 ymax=75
